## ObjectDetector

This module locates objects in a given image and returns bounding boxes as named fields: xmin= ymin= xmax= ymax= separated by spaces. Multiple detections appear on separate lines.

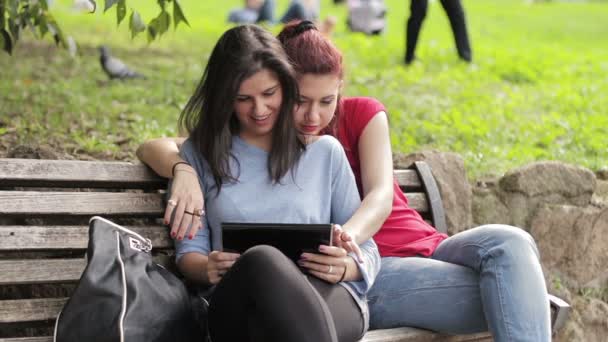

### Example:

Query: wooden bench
xmin=0 ymin=158 xmax=569 ymax=341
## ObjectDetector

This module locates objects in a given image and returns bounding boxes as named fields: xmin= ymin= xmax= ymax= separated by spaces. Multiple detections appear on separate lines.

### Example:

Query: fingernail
xmin=177 ymin=236 xmax=183 ymax=241
xmin=188 ymin=235 xmax=193 ymax=240
xmin=170 ymin=231 xmax=176 ymax=238
xmin=300 ymin=253 xmax=309 ymax=260
xmin=319 ymin=245 xmax=328 ymax=252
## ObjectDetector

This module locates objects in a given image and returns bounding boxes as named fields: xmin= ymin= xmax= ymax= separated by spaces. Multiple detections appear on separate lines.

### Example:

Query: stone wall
xmin=397 ymin=152 xmax=608 ymax=341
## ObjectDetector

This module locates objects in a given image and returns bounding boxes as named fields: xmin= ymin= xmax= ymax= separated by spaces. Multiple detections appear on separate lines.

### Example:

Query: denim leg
xmin=280 ymin=1 xmax=311 ymax=24
xmin=432 ymin=224 xmax=551 ymax=342
xmin=256 ymin=0 xmax=276 ymax=23
xmin=368 ymin=256 xmax=487 ymax=333
xmin=227 ymin=8 xmax=259 ymax=24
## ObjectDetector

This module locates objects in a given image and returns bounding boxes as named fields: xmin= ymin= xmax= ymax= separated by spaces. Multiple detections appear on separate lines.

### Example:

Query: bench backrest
xmin=0 ymin=158 xmax=446 ymax=340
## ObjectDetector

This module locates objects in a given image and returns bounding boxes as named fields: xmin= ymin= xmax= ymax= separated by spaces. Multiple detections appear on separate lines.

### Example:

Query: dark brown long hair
xmin=179 ymin=25 xmax=303 ymax=192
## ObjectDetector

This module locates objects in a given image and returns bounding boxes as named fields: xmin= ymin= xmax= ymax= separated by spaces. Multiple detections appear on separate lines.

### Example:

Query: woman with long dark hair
xmin=168 ymin=24 xmax=379 ymax=342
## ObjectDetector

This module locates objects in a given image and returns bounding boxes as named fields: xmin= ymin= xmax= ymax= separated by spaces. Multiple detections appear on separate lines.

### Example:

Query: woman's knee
xmin=239 ymin=245 xmax=294 ymax=274
xmin=476 ymin=224 xmax=539 ymax=258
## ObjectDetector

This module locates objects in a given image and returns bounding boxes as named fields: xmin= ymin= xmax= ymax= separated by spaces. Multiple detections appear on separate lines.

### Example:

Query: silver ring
xmin=167 ymin=199 xmax=177 ymax=207
xmin=328 ymin=265 xmax=333 ymax=274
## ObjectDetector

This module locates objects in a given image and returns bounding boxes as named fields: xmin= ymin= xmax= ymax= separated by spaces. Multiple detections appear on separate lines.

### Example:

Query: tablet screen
xmin=221 ymin=222 xmax=333 ymax=262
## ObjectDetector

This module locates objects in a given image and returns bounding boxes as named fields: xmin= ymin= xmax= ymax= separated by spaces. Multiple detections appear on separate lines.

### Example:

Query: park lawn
xmin=0 ymin=0 xmax=606 ymax=178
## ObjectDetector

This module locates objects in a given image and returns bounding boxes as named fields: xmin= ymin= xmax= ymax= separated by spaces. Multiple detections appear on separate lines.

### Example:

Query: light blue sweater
xmin=175 ymin=135 xmax=381 ymax=329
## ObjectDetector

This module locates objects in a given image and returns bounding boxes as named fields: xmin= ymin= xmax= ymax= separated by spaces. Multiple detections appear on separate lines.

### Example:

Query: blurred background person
xmin=405 ymin=0 xmax=472 ymax=64
xmin=228 ymin=0 xmax=320 ymax=25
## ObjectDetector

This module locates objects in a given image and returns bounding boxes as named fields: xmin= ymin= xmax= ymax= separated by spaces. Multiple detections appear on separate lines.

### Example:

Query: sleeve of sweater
xmin=328 ymin=137 xmax=381 ymax=295
xmin=173 ymin=139 xmax=211 ymax=262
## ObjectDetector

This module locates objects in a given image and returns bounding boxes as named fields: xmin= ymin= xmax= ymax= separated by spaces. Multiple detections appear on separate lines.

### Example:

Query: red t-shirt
xmin=335 ymin=97 xmax=447 ymax=257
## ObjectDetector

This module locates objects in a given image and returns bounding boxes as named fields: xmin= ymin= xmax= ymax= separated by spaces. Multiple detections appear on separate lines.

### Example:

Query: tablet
xmin=221 ymin=222 xmax=333 ymax=262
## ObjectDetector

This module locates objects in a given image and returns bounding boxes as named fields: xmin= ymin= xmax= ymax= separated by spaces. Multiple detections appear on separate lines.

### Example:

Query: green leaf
xmin=104 ymin=0 xmax=117 ymax=12
xmin=116 ymin=0 xmax=126 ymax=26
xmin=129 ymin=10 xmax=146 ymax=38
xmin=172 ymin=0 xmax=189 ymax=28
xmin=45 ymin=14 xmax=67 ymax=48
xmin=8 ymin=16 xmax=19 ymax=42
xmin=1 ymin=28 xmax=12 ymax=55
xmin=0 ymin=0 xmax=6 ymax=29
xmin=147 ymin=17 xmax=158 ymax=43
xmin=156 ymin=11 xmax=170 ymax=36
xmin=8 ymin=0 xmax=17 ymax=17
xmin=38 ymin=13 xmax=48 ymax=37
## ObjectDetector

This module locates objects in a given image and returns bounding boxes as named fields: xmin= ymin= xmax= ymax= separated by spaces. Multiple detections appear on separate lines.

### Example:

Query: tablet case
xmin=221 ymin=222 xmax=333 ymax=262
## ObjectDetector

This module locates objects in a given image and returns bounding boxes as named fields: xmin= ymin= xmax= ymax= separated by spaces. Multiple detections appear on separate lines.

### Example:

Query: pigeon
xmin=98 ymin=45 xmax=145 ymax=80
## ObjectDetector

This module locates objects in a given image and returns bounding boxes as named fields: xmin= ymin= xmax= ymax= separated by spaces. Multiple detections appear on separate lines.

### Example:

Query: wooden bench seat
xmin=0 ymin=158 xmax=568 ymax=341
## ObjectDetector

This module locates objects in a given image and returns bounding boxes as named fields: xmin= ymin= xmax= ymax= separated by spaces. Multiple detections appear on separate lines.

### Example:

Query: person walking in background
xmin=405 ymin=0 xmax=472 ymax=64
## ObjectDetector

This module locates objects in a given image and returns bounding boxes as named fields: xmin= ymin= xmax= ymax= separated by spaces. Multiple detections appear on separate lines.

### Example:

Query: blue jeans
xmin=368 ymin=225 xmax=551 ymax=341
xmin=228 ymin=0 xmax=276 ymax=24
xmin=228 ymin=0 xmax=313 ymax=24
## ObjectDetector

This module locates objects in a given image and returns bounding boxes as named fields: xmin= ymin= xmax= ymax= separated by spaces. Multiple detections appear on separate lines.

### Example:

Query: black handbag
xmin=54 ymin=216 xmax=202 ymax=342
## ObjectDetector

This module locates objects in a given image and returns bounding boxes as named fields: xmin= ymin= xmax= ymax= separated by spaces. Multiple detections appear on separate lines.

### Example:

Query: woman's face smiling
xmin=294 ymin=73 xmax=341 ymax=136
xmin=234 ymin=68 xmax=283 ymax=149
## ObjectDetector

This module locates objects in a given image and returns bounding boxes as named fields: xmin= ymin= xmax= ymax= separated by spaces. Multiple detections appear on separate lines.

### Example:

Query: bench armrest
xmin=549 ymin=294 xmax=570 ymax=334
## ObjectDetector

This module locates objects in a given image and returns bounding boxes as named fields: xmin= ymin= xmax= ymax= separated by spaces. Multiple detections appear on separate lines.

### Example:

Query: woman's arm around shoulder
xmin=136 ymin=137 xmax=187 ymax=178
xmin=342 ymin=110 xmax=394 ymax=245
xmin=137 ymin=137 xmax=206 ymax=243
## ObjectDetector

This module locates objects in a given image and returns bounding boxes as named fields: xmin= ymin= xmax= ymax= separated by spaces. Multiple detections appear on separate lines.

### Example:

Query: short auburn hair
xmin=277 ymin=20 xmax=344 ymax=135
xmin=278 ymin=20 xmax=343 ymax=78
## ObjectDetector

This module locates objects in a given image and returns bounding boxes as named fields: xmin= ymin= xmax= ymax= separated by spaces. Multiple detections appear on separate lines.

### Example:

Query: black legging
xmin=208 ymin=245 xmax=364 ymax=342
xmin=405 ymin=0 xmax=472 ymax=63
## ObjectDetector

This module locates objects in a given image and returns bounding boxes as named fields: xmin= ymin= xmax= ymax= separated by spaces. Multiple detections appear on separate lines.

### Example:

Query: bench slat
xmin=0 ymin=298 xmax=66 ymax=323
xmin=0 ymin=158 xmax=165 ymax=189
xmin=0 ymin=191 xmax=164 ymax=217
xmin=0 ymin=191 xmax=427 ymax=217
xmin=0 ymin=332 xmax=492 ymax=342
xmin=393 ymin=170 xmax=421 ymax=189
xmin=361 ymin=328 xmax=492 ymax=341
xmin=0 ymin=256 xmax=174 ymax=285
xmin=0 ymin=225 xmax=171 ymax=251
xmin=0 ymin=330 xmax=492 ymax=342
xmin=0 ymin=159 xmax=421 ymax=190
xmin=0 ymin=338 xmax=53 ymax=342
xmin=403 ymin=193 xmax=427 ymax=213
xmin=0 ymin=259 xmax=86 ymax=285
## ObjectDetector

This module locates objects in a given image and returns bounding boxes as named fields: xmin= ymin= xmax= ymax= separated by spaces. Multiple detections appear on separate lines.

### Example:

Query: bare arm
xmin=137 ymin=137 xmax=204 ymax=240
xmin=341 ymin=112 xmax=394 ymax=245
xmin=178 ymin=251 xmax=240 ymax=285
xmin=136 ymin=137 xmax=187 ymax=178
xmin=178 ymin=252 xmax=211 ymax=284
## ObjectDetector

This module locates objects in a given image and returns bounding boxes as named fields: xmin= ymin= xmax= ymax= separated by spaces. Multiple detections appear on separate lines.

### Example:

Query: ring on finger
xmin=184 ymin=210 xmax=194 ymax=215
xmin=328 ymin=265 xmax=333 ymax=274
xmin=167 ymin=199 xmax=177 ymax=207
xmin=194 ymin=208 xmax=205 ymax=217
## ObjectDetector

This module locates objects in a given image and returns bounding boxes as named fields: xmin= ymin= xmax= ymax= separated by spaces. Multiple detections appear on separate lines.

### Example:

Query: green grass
xmin=1 ymin=0 xmax=607 ymax=178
